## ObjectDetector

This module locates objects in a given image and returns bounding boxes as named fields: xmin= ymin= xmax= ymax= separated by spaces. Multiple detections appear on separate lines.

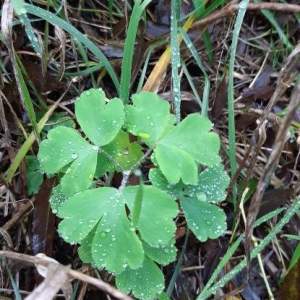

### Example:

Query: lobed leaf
xmin=116 ymin=256 xmax=165 ymax=300
xmin=95 ymin=130 xmax=143 ymax=177
xmin=185 ymin=165 xmax=229 ymax=203
xmin=149 ymin=168 xmax=184 ymax=199
xmin=57 ymin=187 xmax=144 ymax=273
xmin=155 ymin=114 xmax=220 ymax=185
xmin=61 ymin=151 xmax=98 ymax=197
xmin=180 ymin=197 xmax=226 ymax=242
xmin=124 ymin=92 xmax=175 ymax=147
xmin=92 ymin=203 xmax=144 ymax=273
xmin=49 ymin=184 xmax=68 ymax=214
xmin=78 ymin=227 xmax=95 ymax=264
xmin=75 ymin=88 xmax=124 ymax=146
xmin=143 ymin=239 xmax=177 ymax=265
xmin=123 ymin=185 xmax=178 ymax=247
xmin=26 ymin=156 xmax=43 ymax=195
xmin=38 ymin=126 xmax=93 ymax=174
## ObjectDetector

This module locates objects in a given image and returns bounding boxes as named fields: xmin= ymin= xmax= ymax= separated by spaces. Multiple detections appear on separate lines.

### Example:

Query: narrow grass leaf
xmin=136 ymin=39 xmax=167 ymax=93
xmin=198 ymin=198 xmax=300 ymax=299
xmin=286 ymin=242 xmax=300 ymax=274
xmin=3 ymin=259 xmax=22 ymax=300
xmin=12 ymin=0 xmax=26 ymax=15
xmin=65 ymin=63 xmax=103 ymax=77
xmin=74 ymin=37 xmax=97 ymax=87
xmin=120 ymin=0 xmax=153 ymax=103
xmin=199 ymin=206 xmax=285 ymax=299
xmin=142 ymin=13 xmax=196 ymax=92
xmin=15 ymin=61 xmax=40 ymax=140
xmin=202 ymin=30 xmax=214 ymax=65
xmin=180 ymin=28 xmax=210 ymax=116
xmin=227 ymin=0 xmax=250 ymax=208
xmin=108 ymin=0 xmax=113 ymax=25
xmin=182 ymin=62 xmax=202 ymax=109
xmin=192 ymin=0 xmax=214 ymax=65
xmin=254 ymin=207 xmax=285 ymax=227
xmin=200 ymin=235 xmax=243 ymax=297
xmin=6 ymin=100 xmax=63 ymax=182
xmin=170 ymin=0 xmax=181 ymax=123
xmin=19 ymin=13 xmax=42 ymax=55
xmin=282 ymin=234 xmax=300 ymax=241
xmin=166 ymin=230 xmax=189 ymax=296
xmin=2 ymin=0 xmax=40 ymax=139
xmin=25 ymin=4 xmax=120 ymax=92
xmin=253 ymin=0 xmax=292 ymax=51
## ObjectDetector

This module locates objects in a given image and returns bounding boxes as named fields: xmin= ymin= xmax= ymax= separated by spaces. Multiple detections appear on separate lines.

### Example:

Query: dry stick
xmin=192 ymin=2 xmax=300 ymax=29
xmin=245 ymin=80 xmax=300 ymax=269
xmin=244 ymin=44 xmax=300 ymax=268
xmin=0 ymin=251 xmax=133 ymax=300
xmin=229 ymin=42 xmax=300 ymax=193
xmin=1 ymin=199 xmax=35 ymax=232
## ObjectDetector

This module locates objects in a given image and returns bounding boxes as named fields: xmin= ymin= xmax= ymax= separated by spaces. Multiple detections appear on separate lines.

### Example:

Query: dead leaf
xmin=277 ymin=259 xmax=300 ymax=300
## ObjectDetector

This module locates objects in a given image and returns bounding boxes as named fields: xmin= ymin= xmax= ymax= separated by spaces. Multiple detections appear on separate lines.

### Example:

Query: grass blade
xmin=170 ymin=0 xmax=181 ymax=123
xmin=182 ymin=62 xmax=202 ymax=109
xmin=120 ymin=0 xmax=142 ymax=103
xmin=166 ymin=230 xmax=189 ymax=296
xmin=25 ymin=4 xmax=120 ymax=92
xmin=19 ymin=13 xmax=42 ymax=55
xmin=11 ymin=0 xmax=26 ymax=15
xmin=136 ymin=39 xmax=167 ymax=93
xmin=197 ymin=197 xmax=300 ymax=299
xmin=200 ymin=235 xmax=244 ymax=298
xmin=192 ymin=0 xmax=214 ymax=65
xmin=228 ymin=0 xmax=250 ymax=208
xmin=180 ymin=28 xmax=210 ymax=117
xmin=6 ymin=92 xmax=68 ymax=182
xmin=3 ymin=258 xmax=22 ymax=300
xmin=142 ymin=13 xmax=196 ymax=92
xmin=253 ymin=0 xmax=292 ymax=51
xmin=120 ymin=0 xmax=153 ymax=103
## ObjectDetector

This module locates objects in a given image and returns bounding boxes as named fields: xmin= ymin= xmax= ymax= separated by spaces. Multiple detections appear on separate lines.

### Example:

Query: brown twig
xmin=245 ymin=55 xmax=300 ymax=272
xmin=192 ymin=2 xmax=300 ymax=29
xmin=0 ymin=251 xmax=133 ymax=300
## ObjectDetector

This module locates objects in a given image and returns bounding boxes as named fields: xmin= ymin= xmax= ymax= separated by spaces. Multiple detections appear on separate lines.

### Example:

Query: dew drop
xmin=100 ymin=232 xmax=107 ymax=238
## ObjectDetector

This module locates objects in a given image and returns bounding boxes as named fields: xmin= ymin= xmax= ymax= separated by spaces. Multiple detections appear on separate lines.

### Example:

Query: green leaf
xmin=78 ymin=227 xmax=95 ymax=264
xmin=95 ymin=130 xmax=143 ymax=177
xmin=49 ymin=184 xmax=68 ymax=214
xmin=38 ymin=111 xmax=75 ymax=133
xmin=57 ymin=187 xmax=144 ymax=273
xmin=116 ymin=256 xmax=165 ymax=300
xmin=149 ymin=168 xmax=184 ymax=199
xmin=143 ymin=239 xmax=177 ymax=265
xmin=26 ymin=156 xmax=43 ymax=195
xmin=124 ymin=92 xmax=175 ymax=147
xmin=125 ymin=94 xmax=221 ymax=185
xmin=12 ymin=0 xmax=27 ymax=15
xmin=38 ymin=126 xmax=99 ymax=196
xmin=180 ymin=197 xmax=226 ymax=242
xmin=61 ymin=151 xmax=98 ymax=196
xmin=75 ymin=88 xmax=124 ymax=146
xmin=157 ymin=291 xmax=172 ymax=300
xmin=123 ymin=185 xmax=178 ymax=247
xmin=38 ymin=126 xmax=94 ymax=174
xmin=155 ymin=114 xmax=220 ymax=185
xmin=185 ymin=165 xmax=229 ymax=203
